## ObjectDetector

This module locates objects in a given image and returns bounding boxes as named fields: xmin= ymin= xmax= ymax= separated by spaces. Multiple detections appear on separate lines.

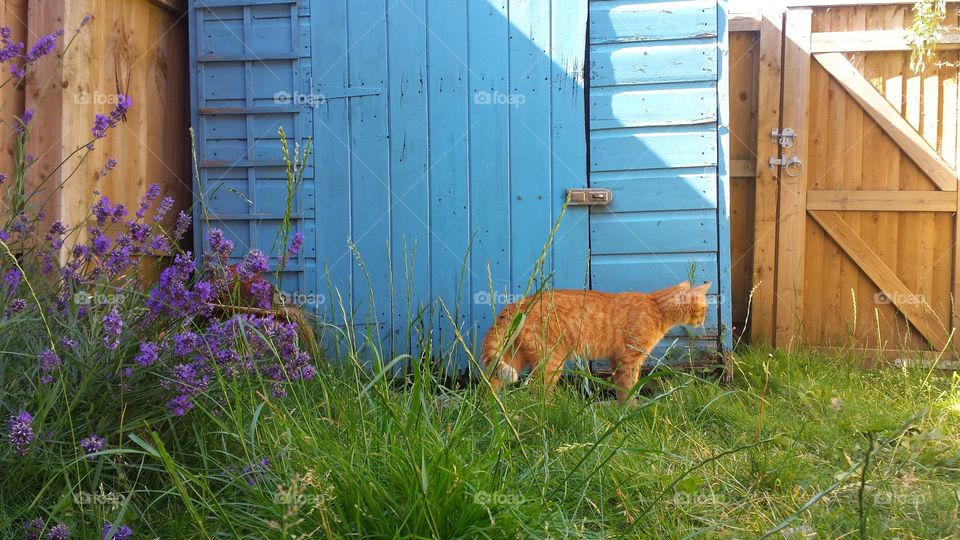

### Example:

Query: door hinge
xmin=566 ymin=188 xmax=613 ymax=206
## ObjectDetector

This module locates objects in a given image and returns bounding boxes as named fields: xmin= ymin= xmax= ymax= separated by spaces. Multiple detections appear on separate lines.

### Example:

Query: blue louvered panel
xmin=588 ymin=0 xmax=732 ymax=360
xmin=190 ymin=0 xmax=319 ymax=301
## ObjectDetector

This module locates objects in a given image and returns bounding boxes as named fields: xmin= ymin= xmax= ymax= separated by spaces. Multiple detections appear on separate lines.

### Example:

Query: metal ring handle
xmin=783 ymin=157 xmax=804 ymax=177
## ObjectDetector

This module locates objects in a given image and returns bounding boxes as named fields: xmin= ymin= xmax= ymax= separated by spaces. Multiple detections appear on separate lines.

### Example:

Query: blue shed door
xmin=189 ymin=0 xmax=730 ymax=362
xmin=190 ymin=0 xmax=591 ymax=358
xmin=190 ymin=1 xmax=320 ymax=298
xmin=587 ymin=0 xmax=733 ymax=357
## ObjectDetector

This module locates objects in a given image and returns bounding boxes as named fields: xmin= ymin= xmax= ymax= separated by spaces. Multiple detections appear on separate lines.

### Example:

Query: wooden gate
xmin=744 ymin=2 xmax=960 ymax=358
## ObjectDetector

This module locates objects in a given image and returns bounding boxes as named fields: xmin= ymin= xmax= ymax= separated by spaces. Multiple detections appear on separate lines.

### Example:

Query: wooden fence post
xmin=773 ymin=8 xmax=812 ymax=348
xmin=749 ymin=8 xmax=783 ymax=345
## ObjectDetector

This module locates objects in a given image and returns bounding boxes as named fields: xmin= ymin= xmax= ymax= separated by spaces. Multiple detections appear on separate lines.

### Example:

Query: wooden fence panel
xmin=730 ymin=2 xmax=960 ymax=358
xmin=18 ymin=0 xmax=188 ymax=240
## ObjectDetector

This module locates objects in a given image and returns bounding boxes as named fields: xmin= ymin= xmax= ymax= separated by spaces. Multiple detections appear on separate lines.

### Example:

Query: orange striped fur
xmin=480 ymin=282 xmax=710 ymax=402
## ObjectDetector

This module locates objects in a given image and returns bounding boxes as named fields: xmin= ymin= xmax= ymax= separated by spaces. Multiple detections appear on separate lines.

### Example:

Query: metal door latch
xmin=769 ymin=155 xmax=804 ymax=177
xmin=771 ymin=127 xmax=795 ymax=148
xmin=566 ymin=188 xmax=613 ymax=206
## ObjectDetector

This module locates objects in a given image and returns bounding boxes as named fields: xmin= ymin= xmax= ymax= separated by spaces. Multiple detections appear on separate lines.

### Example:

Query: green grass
xmin=5 ymin=346 xmax=960 ymax=538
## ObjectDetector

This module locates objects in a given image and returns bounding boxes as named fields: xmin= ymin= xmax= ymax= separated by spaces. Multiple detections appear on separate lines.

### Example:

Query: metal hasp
xmin=771 ymin=127 xmax=795 ymax=148
xmin=770 ymin=127 xmax=803 ymax=177
xmin=566 ymin=188 xmax=613 ymax=206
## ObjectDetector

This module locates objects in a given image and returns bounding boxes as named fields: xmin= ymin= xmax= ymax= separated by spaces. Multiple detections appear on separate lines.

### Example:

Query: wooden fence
xmin=729 ymin=0 xmax=960 ymax=361
xmin=0 ymin=0 xmax=188 ymax=234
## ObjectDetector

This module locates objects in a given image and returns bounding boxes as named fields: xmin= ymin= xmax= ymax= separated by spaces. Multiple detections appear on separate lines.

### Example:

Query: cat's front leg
xmin=611 ymin=355 xmax=645 ymax=404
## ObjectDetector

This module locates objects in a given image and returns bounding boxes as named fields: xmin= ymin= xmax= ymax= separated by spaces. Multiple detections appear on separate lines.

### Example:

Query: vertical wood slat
xmin=389 ymin=0 xmax=431 ymax=353
xmin=953 ymin=8 xmax=960 ymax=350
xmin=0 ymin=0 xmax=28 ymax=205
xmin=749 ymin=8 xmax=784 ymax=344
xmin=24 ymin=0 xmax=68 ymax=229
xmin=728 ymin=27 xmax=759 ymax=337
xmin=774 ymin=8 xmax=813 ymax=347
xmin=348 ymin=0 xmax=392 ymax=334
xmin=312 ymin=0 xmax=352 ymax=308
xmin=550 ymin=0 xmax=589 ymax=293
xmin=718 ymin=0 xmax=734 ymax=349
xmin=427 ymin=0 xmax=469 ymax=347
xmin=466 ymin=0 xmax=510 ymax=344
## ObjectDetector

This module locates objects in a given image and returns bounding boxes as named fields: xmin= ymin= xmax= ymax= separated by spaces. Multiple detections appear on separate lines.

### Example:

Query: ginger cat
xmin=480 ymin=282 xmax=711 ymax=403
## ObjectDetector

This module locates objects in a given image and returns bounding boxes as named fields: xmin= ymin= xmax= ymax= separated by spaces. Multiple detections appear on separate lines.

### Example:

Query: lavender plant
xmin=0 ymin=17 xmax=318 ymax=538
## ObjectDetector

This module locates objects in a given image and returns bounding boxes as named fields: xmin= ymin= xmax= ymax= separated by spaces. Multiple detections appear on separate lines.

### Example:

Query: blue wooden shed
xmin=188 ymin=0 xmax=732 ymax=362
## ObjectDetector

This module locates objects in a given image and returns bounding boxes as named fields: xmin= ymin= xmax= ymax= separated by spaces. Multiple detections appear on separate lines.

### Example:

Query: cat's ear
xmin=691 ymin=282 xmax=712 ymax=294
xmin=677 ymin=281 xmax=691 ymax=288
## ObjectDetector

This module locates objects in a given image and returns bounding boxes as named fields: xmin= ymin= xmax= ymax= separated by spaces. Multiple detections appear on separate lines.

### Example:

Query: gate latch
xmin=771 ymin=127 xmax=796 ymax=148
xmin=769 ymin=155 xmax=804 ymax=177
xmin=566 ymin=188 xmax=613 ymax=206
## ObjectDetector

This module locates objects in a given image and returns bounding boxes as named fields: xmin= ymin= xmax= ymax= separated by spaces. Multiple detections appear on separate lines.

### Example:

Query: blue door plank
xmin=387 ymin=0 xmax=431 ymax=355
xmin=427 ymin=0 xmax=471 ymax=354
xmin=550 ymin=0 xmax=591 ymax=292
xmin=716 ymin=0 xmax=733 ymax=349
xmin=590 ymin=82 xmax=717 ymax=130
xmin=589 ymin=0 xmax=717 ymax=44
xmin=311 ymin=0 xmax=353 ymax=317
xmin=347 ymin=0 xmax=392 ymax=339
xmin=590 ymin=170 xmax=718 ymax=212
xmin=591 ymin=252 xmax=719 ymax=293
xmin=468 ymin=0 xmax=512 ymax=347
xmin=590 ymin=209 xmax=719 ymax=255
xmin=508 ymin=0 xmax=553 ymax=297
xmin=590 ymin=40 xmax=717 ymax=87
xmin=591 ymin=127 xmax=718 ymax=171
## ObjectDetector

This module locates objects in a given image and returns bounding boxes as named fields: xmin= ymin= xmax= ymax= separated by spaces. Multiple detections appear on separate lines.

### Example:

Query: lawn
xmin=4 ymin=346 xmax=958 ymax=539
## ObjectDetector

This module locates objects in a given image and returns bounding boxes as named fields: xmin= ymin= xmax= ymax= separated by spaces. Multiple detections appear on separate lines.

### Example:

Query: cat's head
xmin=677 ymin=282 xmax=711 ymax=326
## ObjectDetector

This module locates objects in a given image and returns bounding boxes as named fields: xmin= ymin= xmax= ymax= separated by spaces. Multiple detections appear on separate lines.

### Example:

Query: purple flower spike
xmin=154 ymin=196 xmax=174 ymax=222
xmin=23 ymin=518 xmax=44 ymax=540
xmin=45 ymin=523 xmax=70 ymax=540
xmin=7 ymin=410 xmax=34 ymax=455
xmin=287 ymin=231 xmax=304 ymax=258
xmin=135 ymin=342 xmax=159 ymax=366
xmin=172 ymin=211 xmax=191 ymax=240
xmin=0 ymin=27 xmax=24 ymax=64
xmin=238 ymin=250 xmax=269 ymax=281
xmin=100 ymin=157 xmax=118 ymax=176
xmin=90 ymin=94 xmax=132 ymax=141
xmin=79 ymin=434 xmax=105 ymax=458
xmin=4 ymin=267 xmax=21 ymax=293
xmin=39 ymin=349 xmax=60 ymax=381
xmin=103 ymin=307 xmax=123 ymax=350
xmin=7 ymin=298 xmax=26 ymax=315
xmin=137 ymin=183 xmax=161 ymax=218
xmin=91 ymin=113 xmax=110 ymax=139
xmin=15 ymin=108 xmax=34 ymax=134
xmin=102 ymin=522 xmax=133 ymax=540
xmin=208 ymin=228 xmax=234 ymax=260
xmin=25 ymin=29 xmax=64 ymax=64
xmin=167 ymin=394 xmax=193 ymax=417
